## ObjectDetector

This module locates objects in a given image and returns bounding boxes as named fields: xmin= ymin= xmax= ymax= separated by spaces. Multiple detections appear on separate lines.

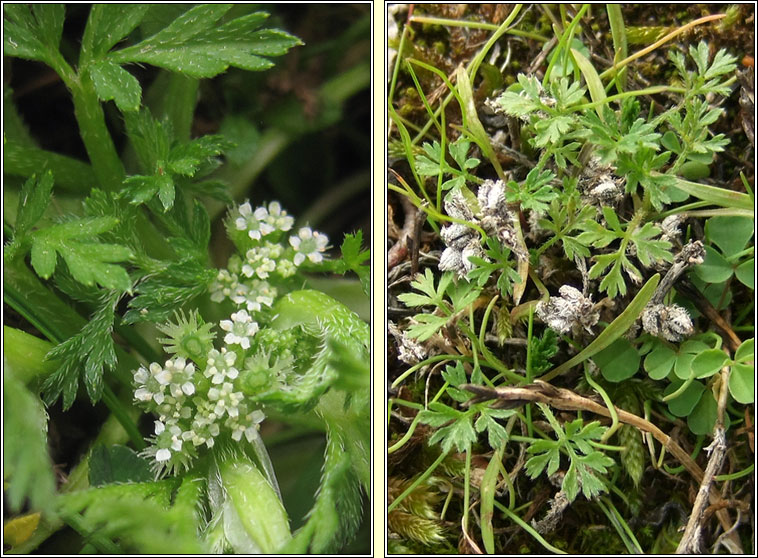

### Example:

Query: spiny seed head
xmin=641 ymin=303 xmax=694 ymax=342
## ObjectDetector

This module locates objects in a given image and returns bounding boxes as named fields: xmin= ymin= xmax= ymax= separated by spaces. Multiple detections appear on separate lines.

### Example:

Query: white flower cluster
xmin=133 ymin=351 xmax=265 ymax=475
xmin=134 ymin=200 xmax=324 ymax=476
xmin=209 ymin=201 xmax=328 ymax=306
xmin=234 ymin=201 xmax=294 ymax=240
xmin=439 ymin=180 xmax=520 ymax=277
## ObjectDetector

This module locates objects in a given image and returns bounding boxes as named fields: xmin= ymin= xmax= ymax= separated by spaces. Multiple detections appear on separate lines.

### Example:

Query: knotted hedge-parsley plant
xmin=388 ymin=5 xmax=752 ymax=553
xmin=4 ymin=4 xmax=369 ymax=554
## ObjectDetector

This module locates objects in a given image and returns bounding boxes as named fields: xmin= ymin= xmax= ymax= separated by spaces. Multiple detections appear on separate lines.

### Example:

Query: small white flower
xmin=209 ymin=269 xmax=240 ymax=303
xmin=228 ymin=409 xmax=265 ymax=442
xmin=242 ymin=246 xmax=278 ymax=279
xmin=240 ymin=280 xmax=277 ymax=312
xmin=152 ymin=420 xmax=183 ymax=461
xmin=265 ymin=201 xmax=294 ymax=232
xmin=161 ymin=357 xmax=196 ymax=400
xmin=289 ymin=227 xmax=328 ymax=265
xmin=234 ymin=202 xmax=275 ymax=240
xmin=152 ymin=361 xmax=171 ymax=386
xmin=229 ymin=282 xmax=250 ymax=305
xmin=155 ymin=448 xmax=171 ymax=462
xmin=220 ymin=310 xmax=259 ymax=349
xmin=205 ymin=348 xmax=239 ymax=384
xmin=207 ymin=381 xmax=243 ymax=418
xmin=133 ymin=362 xmax=172 ymax=404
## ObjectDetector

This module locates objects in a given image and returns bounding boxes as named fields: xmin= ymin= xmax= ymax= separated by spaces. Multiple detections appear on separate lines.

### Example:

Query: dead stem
xmin=676 ymin=365 xmax=738 ymax=553
xmin=388 ymin=194 xmax=420 ymax=270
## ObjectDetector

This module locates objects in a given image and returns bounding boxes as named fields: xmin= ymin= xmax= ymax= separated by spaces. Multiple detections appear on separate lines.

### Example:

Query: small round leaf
xmin=735 ymin=258 xmax=754 ymax=289
xmin=594 ymin=338 xmax=640 ymax=382
xmin=665 ymin=380 xmax=705 ymax=417
xmin=687 ymin=391 xmax=717 ymax=435
xmin=692 ymin=246 xmax=732 ymax=284
xmin=706 ymin=216 xmax=754 ymax=257
xmin=734 ymin=339 xmax=754 ymax=363
xmin=729 ymin=363 xmax=754 ymax=404
xmin=674 ymin=352 xmax=697 ymax=380
xmin=679 ymin=160 xmax=710 ymax=180
xmin=644 ymin=344 xmax=676 ymax=380
xmin=691 ymin=349 xmax=728 ymax=379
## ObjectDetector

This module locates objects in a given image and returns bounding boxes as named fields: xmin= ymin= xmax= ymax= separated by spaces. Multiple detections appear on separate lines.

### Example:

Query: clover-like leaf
xmin=706 ymin=216 xmax=754 ymax=258
xmin=593 ymin=338 xmax=640 ymax=382
xmin=664 ymin=379 xmax=705 ymax=417
xmin=691 ymin=348 xmax=728 ymax=379
xmin=644 ymin=342 xmax=677 ymax=380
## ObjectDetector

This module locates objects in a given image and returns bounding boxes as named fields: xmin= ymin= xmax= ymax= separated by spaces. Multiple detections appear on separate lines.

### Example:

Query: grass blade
xmin=606 ymin=5 xmax=628 ymax=91
xmin=571 ymin=47 xmax=607 ymax=119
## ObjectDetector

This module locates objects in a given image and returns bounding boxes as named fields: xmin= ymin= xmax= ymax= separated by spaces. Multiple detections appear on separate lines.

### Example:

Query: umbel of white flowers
xmin=132 ymin=201 xmax=329 ymax=476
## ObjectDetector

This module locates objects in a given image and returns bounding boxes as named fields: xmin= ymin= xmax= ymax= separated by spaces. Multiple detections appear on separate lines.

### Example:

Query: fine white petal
xmin=134 ymin=388 xmax=152 ymax=402
xmin=238 ymin=202 xmax=252 ymax=216
xmin=155 ymin=448 xmax=171 ymax=462
xmin=134 ymin=368 xmax=148 ymax=383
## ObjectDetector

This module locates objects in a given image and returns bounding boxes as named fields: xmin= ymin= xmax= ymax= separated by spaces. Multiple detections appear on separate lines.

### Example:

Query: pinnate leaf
xmin=110 ymin=7 xmax=302 ymax=78
xmin=3 ymin=4 xmax=65 ymax=63
xmin=89 ymin=59 xmax=142 ymax=112
xmin=29 ymin=217 xmax=133 ymax=291
xmin=12 ymin=171 xmax=54 ymax=240
xmin=3 ymin=373 xmax=56 ymax=514
xmin=81 ymin=4 xmax=150 ymax=59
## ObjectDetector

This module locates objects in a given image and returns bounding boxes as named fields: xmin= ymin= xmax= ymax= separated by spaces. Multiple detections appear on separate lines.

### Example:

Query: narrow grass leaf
xmin=570 ymin=47 xmax=606 ymax=119
xmin=479 ymin=447 xmax=503 ymax=554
